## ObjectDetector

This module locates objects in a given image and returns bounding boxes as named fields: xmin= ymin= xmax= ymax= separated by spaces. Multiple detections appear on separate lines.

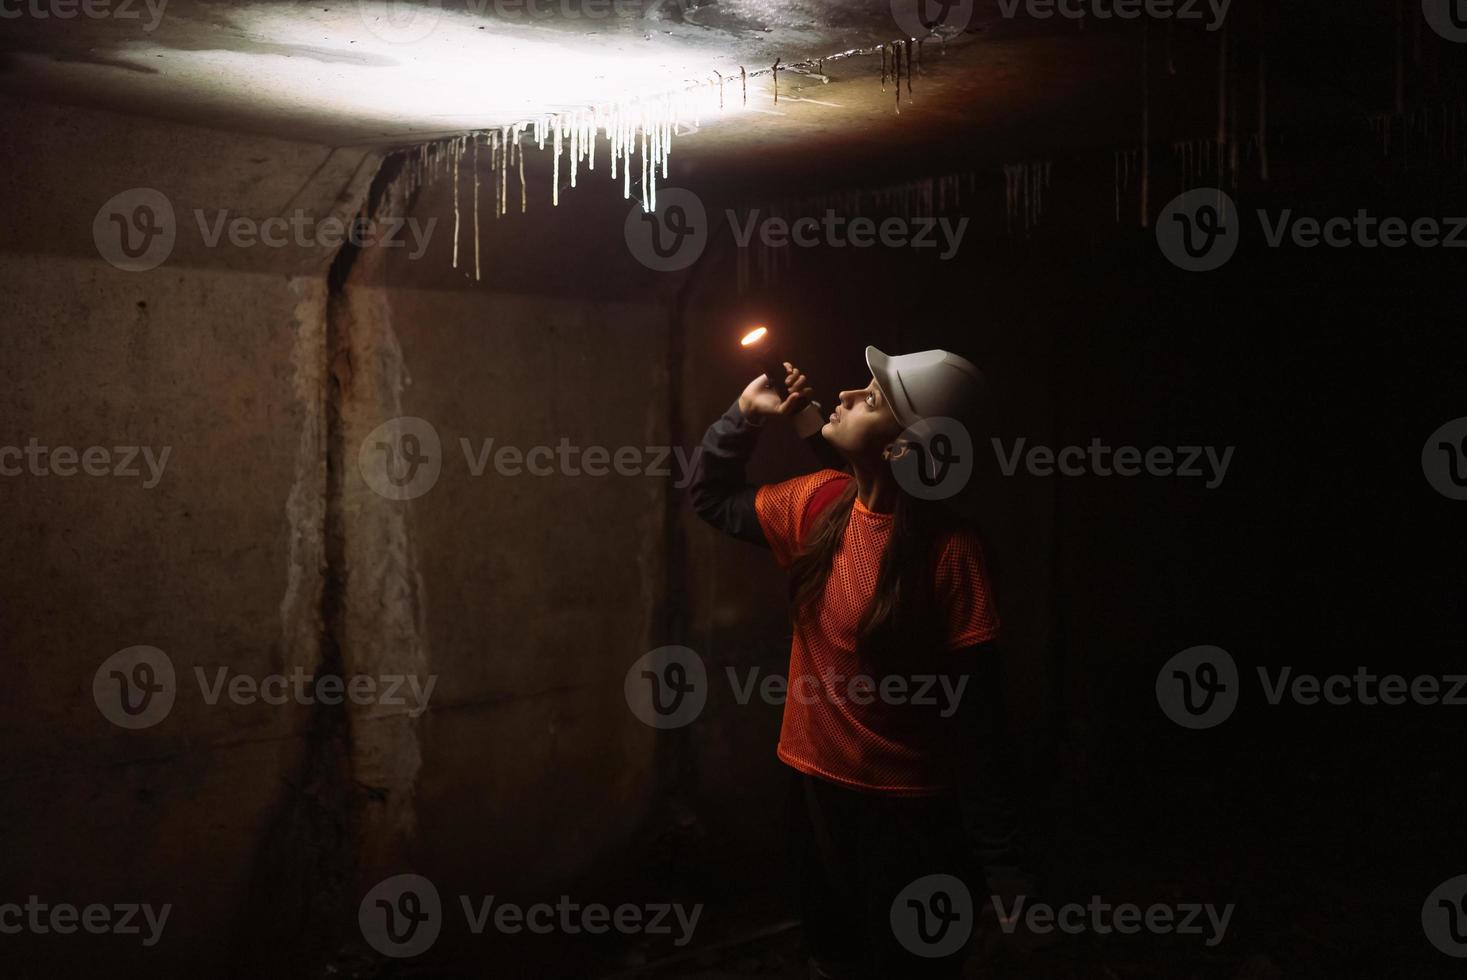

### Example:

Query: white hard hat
xmin=865 ymin=346 xmax=990 ymax=436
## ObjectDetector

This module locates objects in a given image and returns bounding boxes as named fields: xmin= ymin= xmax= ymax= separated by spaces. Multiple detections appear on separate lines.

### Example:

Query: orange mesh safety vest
xmin=754 ymin=469 xmax=1000 ymax=796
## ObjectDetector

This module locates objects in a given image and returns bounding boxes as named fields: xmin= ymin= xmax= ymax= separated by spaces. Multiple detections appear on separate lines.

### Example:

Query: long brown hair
xmin=788 ymin=478 xmax=959 ymax=661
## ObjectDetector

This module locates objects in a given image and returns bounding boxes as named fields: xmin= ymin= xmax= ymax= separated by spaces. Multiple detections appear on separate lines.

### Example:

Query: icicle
xmin=452 ymin=136 xmax=461 ymax=270
xmin=894 ymin=42 xmax=902 ymax=113
xmin=472 ymin=134 xmax=481 ymax=281
xmin=553 ymin=115 xmax=561 ymax=207
xmin=518 ymin=134 xmax=527 ymax=213
xmin=880 ymin=44 xmax=887 ymax=92
xmin=772 ymin=59 xmax=780 ymax=104
xmin=741 ymin=66 xmax=747 ymax=106
xmin=571 ymin=113 xmax=579 ymax=189
xmin=641 ymin=121 xmax=649 ymax=212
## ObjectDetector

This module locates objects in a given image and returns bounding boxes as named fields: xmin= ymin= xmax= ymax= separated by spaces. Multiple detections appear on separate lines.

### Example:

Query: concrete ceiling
xmin=0 ymin=0 xmax=1016 ymax=145
xmin=6 ymin=0 xmax=1434 ymax=248
xmin=1 ymin=0 xmax=1188 ymax=208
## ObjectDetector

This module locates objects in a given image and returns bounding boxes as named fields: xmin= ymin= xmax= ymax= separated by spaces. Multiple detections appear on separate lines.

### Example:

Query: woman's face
xmin=821 ymin=376 xmax=904 ymax=461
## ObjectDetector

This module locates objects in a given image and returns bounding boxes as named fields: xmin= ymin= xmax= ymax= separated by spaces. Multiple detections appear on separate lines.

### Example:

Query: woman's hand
xmin=739 ymin=363 xmax=814 ymax=421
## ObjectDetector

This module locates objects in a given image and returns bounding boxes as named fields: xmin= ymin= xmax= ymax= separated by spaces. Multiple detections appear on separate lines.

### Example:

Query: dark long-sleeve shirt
xmin=688 ymin=399 xmax=845 ymax=547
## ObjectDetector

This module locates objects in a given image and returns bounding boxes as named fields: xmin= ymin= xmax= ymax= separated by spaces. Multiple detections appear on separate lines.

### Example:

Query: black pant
xmin=788 ymin=771 xmax=982 ymax=979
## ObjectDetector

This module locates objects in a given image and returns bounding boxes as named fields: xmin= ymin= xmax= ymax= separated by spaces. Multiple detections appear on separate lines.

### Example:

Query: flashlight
xmin=740 ymin=325 xmax=790 ymax=400
xmin=739 ymin=324 xmax=829 ymax=442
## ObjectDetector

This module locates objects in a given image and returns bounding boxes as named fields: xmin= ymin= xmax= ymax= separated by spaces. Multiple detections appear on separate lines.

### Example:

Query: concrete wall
xmin=0 ymin=95 xmax=369 ymax=977
xmin=0 ymin=97 xmax=677 ymax=977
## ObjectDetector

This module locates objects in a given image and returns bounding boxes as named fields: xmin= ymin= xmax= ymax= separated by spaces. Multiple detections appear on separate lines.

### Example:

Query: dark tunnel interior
xmin=1 ymin=1 xmax=1466 ymax=977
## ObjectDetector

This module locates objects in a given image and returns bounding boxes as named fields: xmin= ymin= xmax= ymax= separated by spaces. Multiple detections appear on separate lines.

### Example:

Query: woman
xmin=689 ymin=346 xmax=1001 ymax=980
